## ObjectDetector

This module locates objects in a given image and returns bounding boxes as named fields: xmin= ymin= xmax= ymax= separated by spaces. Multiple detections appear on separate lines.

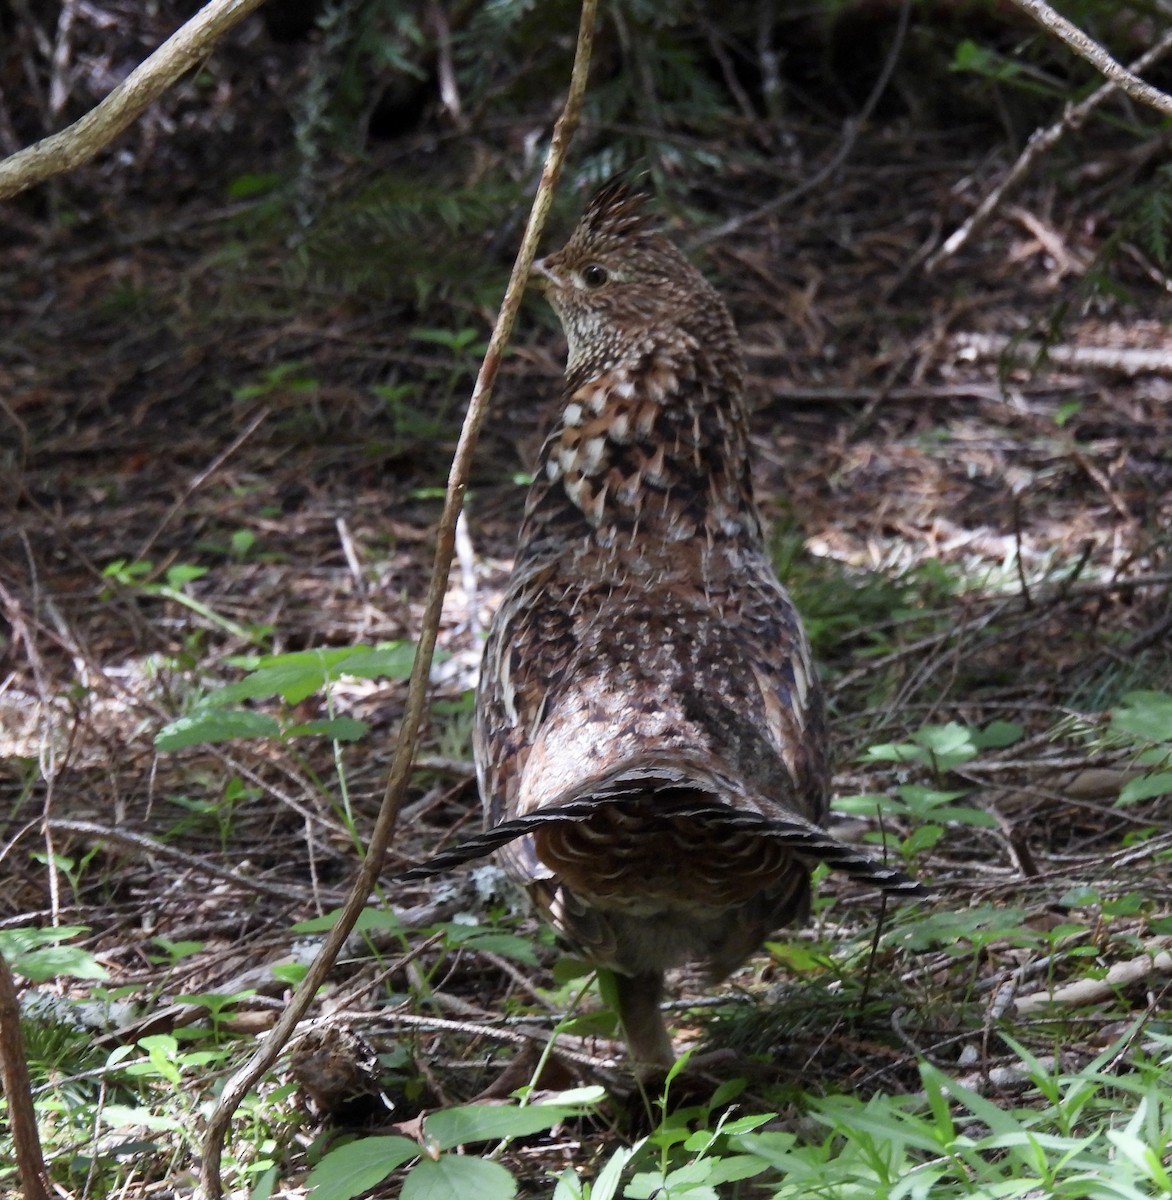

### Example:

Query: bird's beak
xmin=529 ymin=257 xmax=557 ymax=289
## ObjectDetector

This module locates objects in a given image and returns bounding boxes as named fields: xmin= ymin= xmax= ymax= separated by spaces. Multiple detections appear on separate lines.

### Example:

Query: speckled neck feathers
xmin=524 ymin=187 xmax=761 ymax=557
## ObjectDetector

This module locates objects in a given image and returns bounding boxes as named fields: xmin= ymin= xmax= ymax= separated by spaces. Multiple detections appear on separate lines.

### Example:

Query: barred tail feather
xmin=395 ymin=796 xmax=926 ymax=898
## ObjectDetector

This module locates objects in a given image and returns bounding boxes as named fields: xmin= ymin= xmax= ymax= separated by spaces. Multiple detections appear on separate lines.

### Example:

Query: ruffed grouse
xmin=405 ymin=183 xmax=921 ymax=1068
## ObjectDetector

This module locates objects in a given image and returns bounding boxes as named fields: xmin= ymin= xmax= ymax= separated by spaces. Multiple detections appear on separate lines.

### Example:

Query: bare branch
xmin=929 ymin=29 xmax=1172 ymax=269
xmin=196 ymin=0 xmax=601 ymax=1193
xmin=0 ymin=0 xmax=267 ymax=201
xmin=1008 ymin=0 xmax=1172 ymax=115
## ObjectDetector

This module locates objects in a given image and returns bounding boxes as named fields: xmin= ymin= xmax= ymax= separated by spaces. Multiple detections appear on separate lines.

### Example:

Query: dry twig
xmin=197 ymin=1 xmax=601 ymax=1193
xmin=1008 ymin=0 xmax=1172 ymax=117
xmin=930 ymin=29 xmax=1172 ymax=269
xmin=1015 ymin=941 xmax=1172 ymax=1014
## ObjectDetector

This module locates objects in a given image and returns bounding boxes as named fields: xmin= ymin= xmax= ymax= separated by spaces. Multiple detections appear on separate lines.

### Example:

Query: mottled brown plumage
xmin=403 ymin=183 xmax=921 ymax=1067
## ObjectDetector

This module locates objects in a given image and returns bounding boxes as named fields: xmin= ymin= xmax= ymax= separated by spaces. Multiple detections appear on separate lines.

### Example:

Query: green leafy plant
xmin=155 ymin=643 xmax=419 ymax=750
xmin=557 ymin=1029 xmax=1172 ymax=1199
xmin=103 ymin=559 xmax=269 ymax=645
xmin=0 ymin=926 xmax=108 ymax=983
xmin=1108 ymin=691 xmax=1172 ymax=805
xmin=304 ymin=1089 xmax=604 ymax=1200
xmin=836 ymin=720 xmax=1022 ymax=861
xmin=232 ymin=361 xmax=320 ymax=403
xmin=166 ymin=776 xmax=261 ymax=851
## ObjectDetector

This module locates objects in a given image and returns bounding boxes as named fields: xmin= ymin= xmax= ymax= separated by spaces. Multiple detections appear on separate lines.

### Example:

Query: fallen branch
xmin=1015 ymin=943 xmax=1172 ymax=1014
xmin=0 ymin=0 xmax=267 ymax=200
xmin=196 ymin=0 xmax=601 ymax=1194
xmin=955 ymin=332 xmax=1172 ymax=376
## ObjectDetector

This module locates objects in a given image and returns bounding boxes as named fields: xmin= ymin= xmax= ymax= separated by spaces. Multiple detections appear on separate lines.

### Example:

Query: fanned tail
xmin=395 ymin=794 xmax=926 ymax=898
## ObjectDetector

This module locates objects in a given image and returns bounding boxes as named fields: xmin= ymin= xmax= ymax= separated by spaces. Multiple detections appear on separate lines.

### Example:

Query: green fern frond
xmin=1134 ymin=166 xmax=1172 ymax=267
xmin=292 ymin=175 xmax=526 ymax=306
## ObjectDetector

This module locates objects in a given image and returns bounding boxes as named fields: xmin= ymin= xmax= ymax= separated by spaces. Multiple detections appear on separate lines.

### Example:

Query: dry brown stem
xmin=0 ymin=0 xmax=268 ymax=200
xmin=196 ymin=1 xmax=601 ymax=1194
xmin=0 ymin=949 xmax=51 ymax=1200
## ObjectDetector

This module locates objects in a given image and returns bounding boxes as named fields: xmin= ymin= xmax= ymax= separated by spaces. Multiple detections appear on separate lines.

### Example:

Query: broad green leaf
xmin=546 ymin=1087 xmax=605 ymax=1105
xmin=660 ymin=1160 xmax=722 ymax=1195
xmin=551 ymin=1168 xmax=584 ymax=1200
xmin=591 ymin=1143 xmax=640 ymax=1200
xmin=691 ymin=1154 xmax=769 ymax=1186
xmin=155 ymin=708 xmax=281 ymax=750
xmin=424 ymin=1102 xmax=579 ymax=1150
xmin=0 ymin=925 xmax=90 ymax=954
xmin=625 ymin=1170 xmax=672 ymax=1199
xmin=710 ymin=1078 xmax=747 ymax=1108
xmin=862 ymin=741 xmax=928 ymax=766
xmin=99 ymin=1105 xmax=183 ymax=1131
xmin=213 ymin=649 xmax=363 ymax=705
xmin=204 ymin=644 xmax=420 ymax=708
xmin=833 ymin=793 xmax=896 ymax=815
xmin=726 ymin=1130 xmax=799 ymax=1170
xmin=973 ymin=720 xmax=1024 ymax=749
xmin=285 ymin=717 xmax=368 ymax=741
xmin=900 ymin=825 xmax=944 ymax=855
xmin=271 ymin=962 xmax=308 ymax=985
xmin=719 ymin=1114 xmax=775 ymax=1137
xmin=561 ymin=1010 xmax=619 ymax=1038
xmin=304 ymin=1136 xmax=419 ymax=1200
xmin=1118 ymin=772 xmax=1172 ymax=805
xmin=164 ymin=564 xmax=208 ymax=588
xmin=910 ymin=723 xmax=978 ymax=768
xmin=1111 ymin=692 xmax=1172 ymax=743
xmin=441 ymin=927 xmax=538 ymax=965
xmin=9 ymin=944 xmax=108 ymax=982
xmin=335 ymin=644 xmax=423 ymax=679
xmin=292 ymin=907 xmax=402 ymax=934
xmin=400 ymin=1155 xmax=516 ymax=1200
xmin=885 ymin=905 xmax=1033 ymax=953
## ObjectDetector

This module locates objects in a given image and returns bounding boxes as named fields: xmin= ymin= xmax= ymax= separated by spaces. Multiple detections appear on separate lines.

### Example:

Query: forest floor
xmin=3 ymin=15 xmax=1172 ymax=1198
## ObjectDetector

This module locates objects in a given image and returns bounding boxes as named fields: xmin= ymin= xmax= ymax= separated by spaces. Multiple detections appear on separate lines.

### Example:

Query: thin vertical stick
xmin=196 ymin=2 xmax=599 ymax=1195
xmin=0 ymin=951 xmax=51 ymax=1200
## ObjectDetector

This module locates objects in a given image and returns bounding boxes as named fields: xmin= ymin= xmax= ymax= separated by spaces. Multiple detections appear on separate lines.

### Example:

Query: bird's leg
xmin=613 ymin=969 xmax=675 ymax=1069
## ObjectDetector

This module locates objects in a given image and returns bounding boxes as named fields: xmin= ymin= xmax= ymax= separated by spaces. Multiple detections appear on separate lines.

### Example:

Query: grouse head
xmin=531 ymin=182 xmax=741 ymax=388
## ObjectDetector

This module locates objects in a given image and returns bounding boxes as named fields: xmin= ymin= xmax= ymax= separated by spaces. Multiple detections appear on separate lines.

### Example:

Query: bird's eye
xmin=581 ymin=264 xmax=609 ymax=288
